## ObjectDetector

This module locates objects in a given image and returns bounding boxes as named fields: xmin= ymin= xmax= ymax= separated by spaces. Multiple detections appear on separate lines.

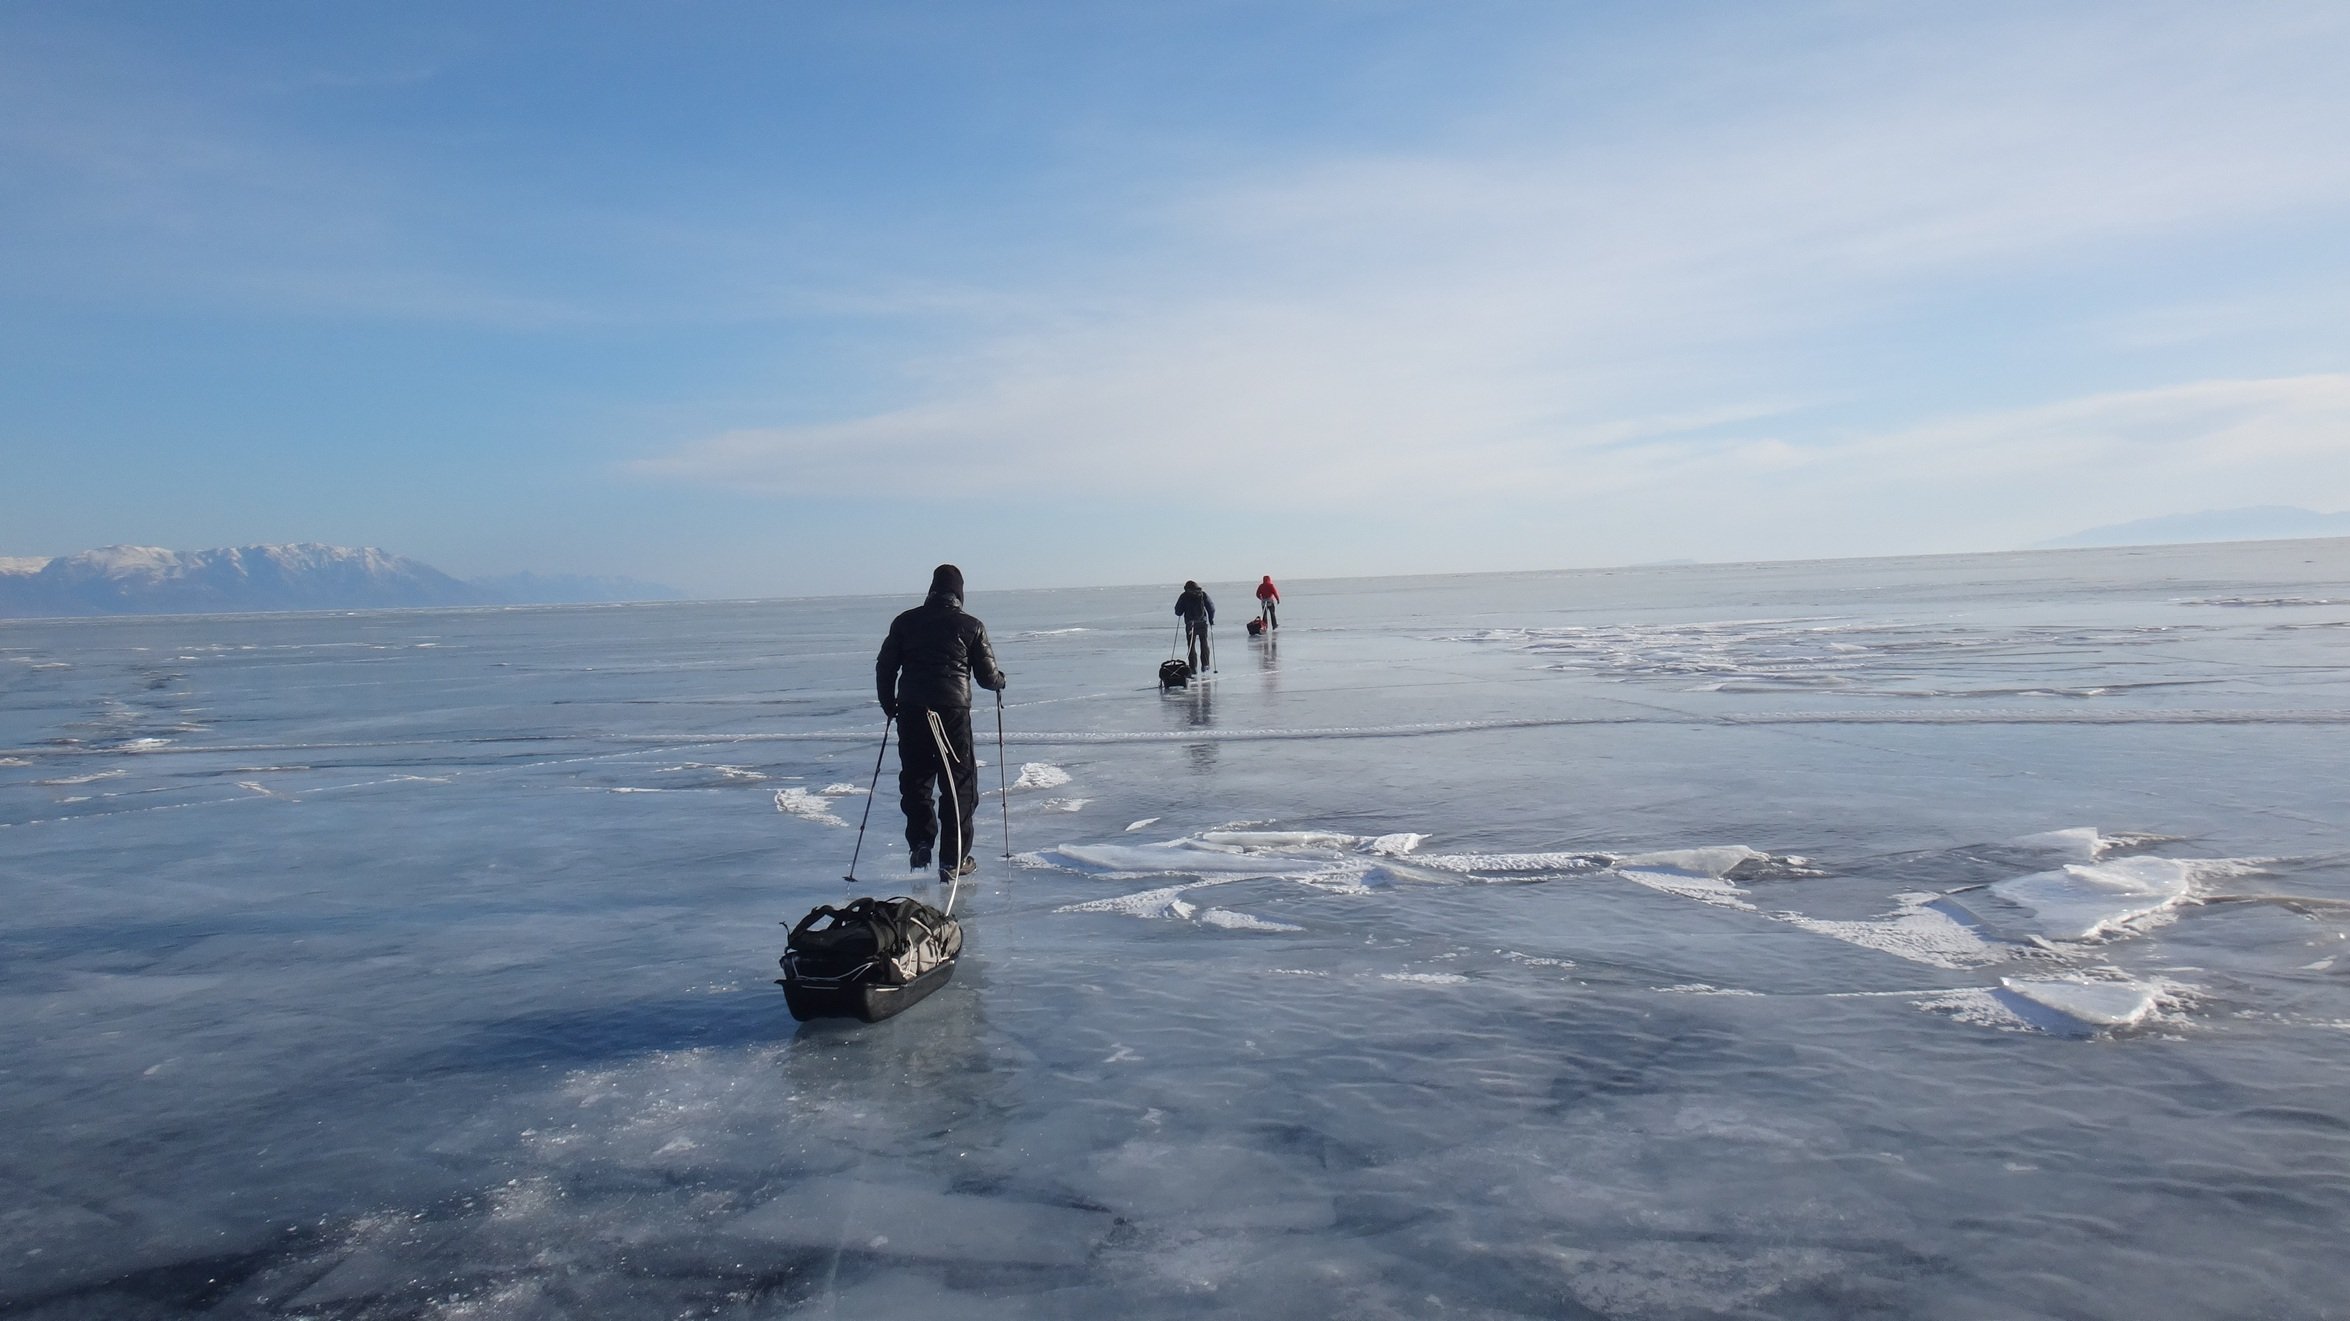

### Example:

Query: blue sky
xmin=3 ymin=2 xmax=2347 ymax=598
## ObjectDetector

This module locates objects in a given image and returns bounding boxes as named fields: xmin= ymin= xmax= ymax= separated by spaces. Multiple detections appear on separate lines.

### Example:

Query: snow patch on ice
xmin=1912 ymin=988 xmax=2037 ymax=1032
xmin=772 ymin=785 xmax=858 ymax=827
xmin=1041 ymin=797 xmax=1089 ymax=812
xmin=1124 ymin=817 xmax=1160 ymax=831
xmin=1057 ymin=882 xmax=1227 ymax=920
xmin=1381 ymin=971 xmax=1471 ymax=985
xmin=1411 ymin=850 xmax=1614 ymax=875
xmin=1776 ymin=893 xmax=2000 ymax=969
xmin=1199 ymin=908 xmax=1304 ymax=933
xmin=1011 ymin=762 xmax=1072 ymax=790
xmin=1053 ymin=877 xmax=1303 ymax=934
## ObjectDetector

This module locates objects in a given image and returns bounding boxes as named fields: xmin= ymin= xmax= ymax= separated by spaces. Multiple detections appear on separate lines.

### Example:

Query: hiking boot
xmin=939 ymin=856 xmax=977 ymax=882
xmin=909 ymin=846 xmax=932 ymax=871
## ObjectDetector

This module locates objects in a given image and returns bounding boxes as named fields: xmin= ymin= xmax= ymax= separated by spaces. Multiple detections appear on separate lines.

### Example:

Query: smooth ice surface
xmin=5 ymin=539 xmax=2350 ymax=1319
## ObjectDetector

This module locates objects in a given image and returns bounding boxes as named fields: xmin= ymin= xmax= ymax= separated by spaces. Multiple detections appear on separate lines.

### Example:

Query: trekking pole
xmin=841 ymin=717 xmax=892 ymax=883
xmin=995 ymin=690 xmax=1012 ymax=859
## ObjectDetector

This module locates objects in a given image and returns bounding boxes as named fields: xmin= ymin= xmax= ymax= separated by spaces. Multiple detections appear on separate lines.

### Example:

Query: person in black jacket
xmin=876 ymin=564 xmax=1007 ymax=880
xmin=1175 ymin=580 xmax=1215 ymax=673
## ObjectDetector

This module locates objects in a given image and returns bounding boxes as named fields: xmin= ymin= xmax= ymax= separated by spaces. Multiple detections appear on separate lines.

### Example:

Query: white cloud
xmin=1746 ymin=374 xmax=2350 ymax=547
xmin=635 ymin=5 xmax=2350 ymax=543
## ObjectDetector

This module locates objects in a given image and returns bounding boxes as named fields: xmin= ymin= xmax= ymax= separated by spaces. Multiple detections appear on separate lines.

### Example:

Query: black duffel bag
xmin=778 ymin=896 xmax=963 ymax=1023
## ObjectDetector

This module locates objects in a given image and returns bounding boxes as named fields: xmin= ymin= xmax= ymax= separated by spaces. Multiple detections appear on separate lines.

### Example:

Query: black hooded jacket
xmin=1174 ymin=584 xmax=1215 ymax=627
xmin=876 ymin=567 xmax=1006 ymax=713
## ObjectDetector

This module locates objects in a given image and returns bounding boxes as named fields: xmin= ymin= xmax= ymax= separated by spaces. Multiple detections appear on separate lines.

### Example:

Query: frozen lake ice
xmin=4 ymin=539 xmax=2350 ymax=1318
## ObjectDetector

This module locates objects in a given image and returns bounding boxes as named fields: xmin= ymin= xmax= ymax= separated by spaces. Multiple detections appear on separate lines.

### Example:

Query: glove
xmin=881 ymin=700 xmax=898 ymax=720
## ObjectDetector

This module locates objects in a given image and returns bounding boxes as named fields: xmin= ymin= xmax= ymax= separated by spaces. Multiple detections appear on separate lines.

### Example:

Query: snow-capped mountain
xmin=0 ymin=544 xmax=488 ymax=617
xmin=0 ymin=544 xmax=686 ymax=617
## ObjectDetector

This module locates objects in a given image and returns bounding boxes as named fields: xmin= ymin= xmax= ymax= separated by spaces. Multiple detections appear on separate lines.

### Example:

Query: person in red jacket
xmin=1255 ymin=575 xmax=1281 ymax=631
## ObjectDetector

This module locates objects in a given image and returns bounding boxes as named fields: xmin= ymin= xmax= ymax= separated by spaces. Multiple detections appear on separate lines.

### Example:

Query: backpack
xmin=1158 ymin=658 xmax=1191 ymax=689
xmin=778 ymin=896 xmax=963 ymax=1022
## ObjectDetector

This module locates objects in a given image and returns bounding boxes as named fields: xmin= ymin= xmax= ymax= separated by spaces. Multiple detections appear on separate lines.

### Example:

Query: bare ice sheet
xmin=4 ymin=541 xmax=2350 ymax=1319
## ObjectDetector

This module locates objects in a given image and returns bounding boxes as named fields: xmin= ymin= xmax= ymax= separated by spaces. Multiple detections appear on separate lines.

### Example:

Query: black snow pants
xmin=1186 ymin=620 xmax=1213 ymax=672
xmin=899 ymin=705 xmax=979 ymax=863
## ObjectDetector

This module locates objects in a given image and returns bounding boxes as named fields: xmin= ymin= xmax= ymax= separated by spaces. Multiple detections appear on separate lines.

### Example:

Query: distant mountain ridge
xmin=2035 ymin=506 xmax=2350 ymax=549
xmin=0 ymin=544 xmax=685 ymax=618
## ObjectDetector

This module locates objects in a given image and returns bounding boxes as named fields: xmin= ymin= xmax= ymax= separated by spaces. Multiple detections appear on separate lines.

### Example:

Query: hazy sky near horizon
xmin=4 ymin=2 xmax=2348 ymax=597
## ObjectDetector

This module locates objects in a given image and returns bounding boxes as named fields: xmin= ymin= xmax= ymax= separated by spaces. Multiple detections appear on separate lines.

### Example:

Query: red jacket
xmin=1256 ymin=578 xmax=1280 ymax=603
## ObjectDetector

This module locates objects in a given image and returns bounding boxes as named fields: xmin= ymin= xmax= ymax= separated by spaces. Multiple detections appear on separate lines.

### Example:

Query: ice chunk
xmin=1990 ymin=857 xmax=2224 ymax=940
xmin=1613 ymin=847 xmax=1769 ymax=906
xmin=2011 ymin=827 xmax=2168 ymax=861
xmin=772 ymin=786 xmax=848 ymax=826
xmin=2013 ymin=827 xmax=2113 ymax=860
xmin=1618 ymin=845 xmax=1772 ymax=877
xmin=1998 ymin=977 xmax=2164 ymax=1030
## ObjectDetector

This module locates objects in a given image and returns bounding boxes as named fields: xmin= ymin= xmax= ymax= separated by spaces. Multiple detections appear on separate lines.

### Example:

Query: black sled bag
xmin=1158 ymin=658 xmax=1191 ymax=689
xmin=778 ymin=895 xmax=963 ymax=1023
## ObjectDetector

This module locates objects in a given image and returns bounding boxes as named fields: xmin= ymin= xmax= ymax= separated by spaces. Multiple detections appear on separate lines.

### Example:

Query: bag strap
xmin=790 ymin=904 xmax=844 ymax=938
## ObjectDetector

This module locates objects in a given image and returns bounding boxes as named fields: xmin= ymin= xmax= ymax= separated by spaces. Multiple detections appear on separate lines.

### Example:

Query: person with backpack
xmin=876 ymin=564 xmax=1007 ymax=882
xmin=1175 ymin=580 xmax=1215 ymax=673
xmin=1255 ymin=575 xmax=1281 ymax=631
